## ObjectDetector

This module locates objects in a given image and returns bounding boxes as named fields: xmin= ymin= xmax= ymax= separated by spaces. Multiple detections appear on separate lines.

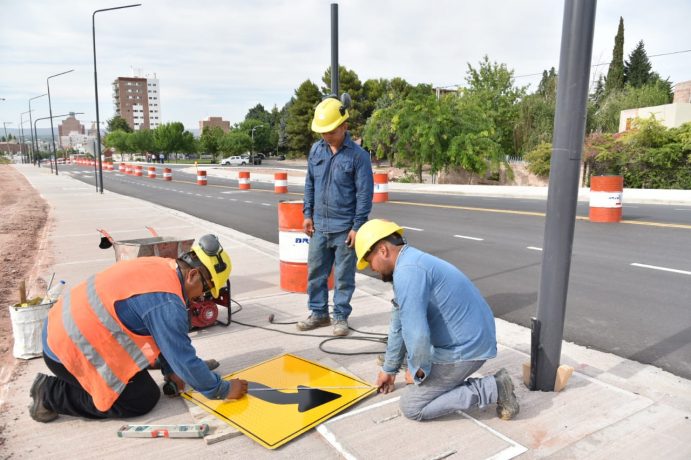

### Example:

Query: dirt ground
xmin=0 ymin=165 xmax=49 ymax=447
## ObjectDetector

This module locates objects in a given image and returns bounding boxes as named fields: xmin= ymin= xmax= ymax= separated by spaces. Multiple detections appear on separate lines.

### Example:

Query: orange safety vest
xmin=47 ymin=257 xmax=185 ymax=412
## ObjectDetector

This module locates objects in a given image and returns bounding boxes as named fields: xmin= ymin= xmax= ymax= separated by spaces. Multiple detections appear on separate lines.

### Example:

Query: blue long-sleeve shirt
xmin=382 ymin=246 xmax=497 ymax=384
xmin=303 ymin=132 xmax=373 ymax=233
xmin=43 ymin=288 xmax=229 ymax=401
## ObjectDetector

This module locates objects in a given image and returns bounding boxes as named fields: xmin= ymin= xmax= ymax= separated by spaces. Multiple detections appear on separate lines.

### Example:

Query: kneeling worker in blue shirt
xmin=355 ymin=219 xmax=519 ymax=421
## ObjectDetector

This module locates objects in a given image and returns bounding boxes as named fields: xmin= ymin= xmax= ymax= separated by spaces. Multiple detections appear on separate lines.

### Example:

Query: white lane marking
xmin=527 ymin=246 xmax=543 ymax=251
xmin=244 ymin=200 xmax=253 ymax=204
xmin=630 ymin=263 xmax=691 ymax=276
xmin=453 ymin=234 xmax=484 ymax=241
xmin=401 ymin=226 xmax=423 ymax=231
xmin=229 ymin=198 xmax=237 ymax=201
xmin=261 ymin=203 xmax=271 ymax=206
xmin=674 ymin=208 xmax=691 ymax=211
xmin=205 ymin=195 xmax=213 ymax=198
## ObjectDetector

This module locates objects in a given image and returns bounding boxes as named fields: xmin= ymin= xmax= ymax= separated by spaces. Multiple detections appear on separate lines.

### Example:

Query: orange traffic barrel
xmin=274 ymin=172 xmax=288 ymax=194
xmin=197 ymin=170 xmax=207 ymax=185
xmin=278 ymin=200 xmax=333 ymax=293
xmin=163 ymin=167 xmax=172 ymax=181
xmin=589 ymin=175 xmax=623 ymax=223
xmin=148 ymin=166 xmax=156 ymax=179
xmin=239 ymin=171 xmax=250 ymax=190
xmin=134 ymin=165 xmax=143 ymax=177
xmin=119 ymin=163 xmax=125 ymax=172
xmin=373 ymin=173 xmax=389 ymax=203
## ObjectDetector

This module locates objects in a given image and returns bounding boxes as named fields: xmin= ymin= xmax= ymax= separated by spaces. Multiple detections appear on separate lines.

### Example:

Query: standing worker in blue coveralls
xmin=298 ymin=95 xmax=374 ymax=337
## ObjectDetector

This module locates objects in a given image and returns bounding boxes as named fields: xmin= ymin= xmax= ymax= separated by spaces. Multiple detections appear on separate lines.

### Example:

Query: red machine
xmin=97 ymin=227 xmax=231 ymax=330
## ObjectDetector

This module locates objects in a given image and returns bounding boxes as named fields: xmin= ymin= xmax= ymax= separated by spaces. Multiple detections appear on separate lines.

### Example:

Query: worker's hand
xmin=226 ymin=378 xmax=248 ymax=400
xmin=303 ymin=218 xmax=314 ymax=237
xmin=375 ymin=371 xmax=396 ymax=394
xmin=345 ymin=229 xmax=357 ymax=248
xmin=167 ymin=373 xmax=185 ymax=394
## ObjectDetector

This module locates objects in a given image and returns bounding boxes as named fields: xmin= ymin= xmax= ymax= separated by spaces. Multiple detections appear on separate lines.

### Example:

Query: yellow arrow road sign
xmin=182 ymin=354 xmax=376 ymax=449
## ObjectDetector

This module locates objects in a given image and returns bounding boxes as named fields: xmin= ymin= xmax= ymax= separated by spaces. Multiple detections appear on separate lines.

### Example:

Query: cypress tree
xmin=605 ymin=17 xmax=625 ymax=94
xmin=625 ymin=40 xmax=653 ymax=88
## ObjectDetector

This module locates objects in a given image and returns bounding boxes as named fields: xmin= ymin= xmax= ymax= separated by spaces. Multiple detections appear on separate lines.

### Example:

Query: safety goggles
xmin=197 ymin=234 xmax=228 ymax=274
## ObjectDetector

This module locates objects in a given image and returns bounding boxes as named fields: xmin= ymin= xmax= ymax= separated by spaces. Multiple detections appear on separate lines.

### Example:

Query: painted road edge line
xmin=526 ymin=246 xmax=543 ymax=251
xmin=401 ymin=226 xmax=423 ymax=231
xmin=630 ymin=263 xmax=691 ymax=276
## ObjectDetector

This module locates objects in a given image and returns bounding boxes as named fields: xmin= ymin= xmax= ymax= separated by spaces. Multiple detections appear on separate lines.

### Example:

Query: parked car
xmin=220 ymin=156 xmax=247 ymax=166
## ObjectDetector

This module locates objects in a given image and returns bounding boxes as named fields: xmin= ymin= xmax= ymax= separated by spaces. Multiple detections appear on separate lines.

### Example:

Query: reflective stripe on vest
xmin=59 ymin=277 xmax=150 ymax=396
xmin=48 ymin=257 xmax=183 ymax=411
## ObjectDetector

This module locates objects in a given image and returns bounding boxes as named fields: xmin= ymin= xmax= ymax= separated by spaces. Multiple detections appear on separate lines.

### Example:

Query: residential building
xmin=200 ymin=116 xmax=231 ymax=133
xmin=618 ymin=79 xmax=691 ymax=132
xmin=112 ymin=72 xmax=161 ymax=130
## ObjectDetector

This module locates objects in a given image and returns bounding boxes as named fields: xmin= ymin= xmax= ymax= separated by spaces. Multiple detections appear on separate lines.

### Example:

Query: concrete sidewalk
xmin=3 ymin=164 xmax=691 ymax=459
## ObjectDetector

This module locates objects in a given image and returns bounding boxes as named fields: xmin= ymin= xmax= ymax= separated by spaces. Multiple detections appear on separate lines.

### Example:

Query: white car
xmin=220 ymin=156 xmax=247 ymax=166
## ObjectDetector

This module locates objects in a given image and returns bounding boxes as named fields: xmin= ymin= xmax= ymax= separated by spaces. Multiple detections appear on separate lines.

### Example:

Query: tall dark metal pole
xmin=93 ymin=4 xmax=142 ymax=194
xmin=20 ymin=111 xmax=32 ymax=164
xmin=330 ymin=3 xmax=339 ymax=96
xmin=533 ymin=0 xmax=597 ymax=391
xmin=29 ymin=94 xmax=47 ymax=165
xmin=47 ymin=69 xmax=75 ymax=175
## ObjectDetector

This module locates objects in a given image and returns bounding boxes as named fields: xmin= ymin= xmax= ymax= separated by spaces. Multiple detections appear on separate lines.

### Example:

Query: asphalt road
xmin=62 ymin=164 xmax=691 ymax=379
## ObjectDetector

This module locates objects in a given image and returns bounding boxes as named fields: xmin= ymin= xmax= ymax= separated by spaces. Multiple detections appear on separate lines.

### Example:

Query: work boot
xmin=29 ymin=373 xmax=58 ymax=423
xmin=296 ymin=314 xmax=331 ymax=331
xmin=333 ymin=319 xmax=349 ymax=337
xmin=494 ymin=368 xmax=519 ymax=420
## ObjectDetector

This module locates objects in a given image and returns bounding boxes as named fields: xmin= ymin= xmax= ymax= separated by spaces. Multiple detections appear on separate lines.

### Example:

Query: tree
xmin=514 ymin=68 xmax=557 ymax=156
xmin=106 ymin=115 xmax=132 ymax=133
xmin=153 ymin=122 xmax=195 ymax=158
xmin=104 ymin=130 xmax=131 ymax=159
xmin=524 ymin=142 xmax=553 ymax=177
xmin=245 ymin=103 xmax=272 ymax=126
xmin=625 ymin=40 xmax=653 ymax=88
xmin=464 ymin=55 xmax=526 ymax=156
xmin=321 ymin=65 xmax=364 ymax=135
xmin=605 ymin=17 xmax=625 ymax=94
xmin=286 ymin=80 xmax=321 ymax=157
xmin=199 ymin=126 xmax=225 ymax=161
xmin=220 ymin=130 xmax=251 ymax=156
xmin=128 ymin=129 xmax=155 ymax=156
xmin=592 ymin=80 xmax=673 ymax=132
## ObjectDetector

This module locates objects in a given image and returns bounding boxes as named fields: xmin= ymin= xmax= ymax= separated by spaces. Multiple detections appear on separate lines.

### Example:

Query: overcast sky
xmin=1 ymin=0 xmax=690 ymax=134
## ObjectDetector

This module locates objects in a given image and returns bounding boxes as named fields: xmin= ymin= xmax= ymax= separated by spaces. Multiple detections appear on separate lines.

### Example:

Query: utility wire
xmin=435 ymin=48 xmax=691 ymax=88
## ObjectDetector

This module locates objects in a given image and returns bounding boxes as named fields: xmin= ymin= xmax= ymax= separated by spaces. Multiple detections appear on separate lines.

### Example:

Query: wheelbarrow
xmin=97 ymin=226 xmax=231 ymax=329
xmin=97 ymin=226 xmax=194 ymax=262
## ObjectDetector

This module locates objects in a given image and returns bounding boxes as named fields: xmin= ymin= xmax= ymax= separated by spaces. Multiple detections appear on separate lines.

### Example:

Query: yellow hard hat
xmin=190 ymin=234 xmax=231 ymax=298
xmin=355 ymin=219 xmax=405 ymax=270
xmin=311 ymin=97 xmax=349 ymax=133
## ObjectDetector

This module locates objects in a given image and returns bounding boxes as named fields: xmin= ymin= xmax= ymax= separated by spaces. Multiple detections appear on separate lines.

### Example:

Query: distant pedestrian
xmin=355 ymin=219 xmax=520 ymax=422
xmin=159 ymin=153 xmax=164 ymax=164
xmin=298 ymin=95 xmax=374 ymax=337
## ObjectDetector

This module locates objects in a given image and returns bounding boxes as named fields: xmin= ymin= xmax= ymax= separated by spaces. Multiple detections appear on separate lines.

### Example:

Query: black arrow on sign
xmin=247 ymin=381 xmax=342 ymax=412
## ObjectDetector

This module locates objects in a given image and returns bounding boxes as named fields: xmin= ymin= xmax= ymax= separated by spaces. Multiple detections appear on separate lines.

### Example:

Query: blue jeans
xmin=307 ymin=229 xmax=356 ymax=321
xmin=400 ymin=360 xmax=497 ymax=421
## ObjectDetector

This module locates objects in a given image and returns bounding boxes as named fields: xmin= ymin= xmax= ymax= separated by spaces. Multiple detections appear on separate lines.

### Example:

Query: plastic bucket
xmin=9 ymin=302 xmax=53 ymax=359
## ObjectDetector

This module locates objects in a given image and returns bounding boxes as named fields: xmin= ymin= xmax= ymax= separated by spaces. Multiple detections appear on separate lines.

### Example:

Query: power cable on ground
xmin=227 ymin=299 xmax=388 ymax=356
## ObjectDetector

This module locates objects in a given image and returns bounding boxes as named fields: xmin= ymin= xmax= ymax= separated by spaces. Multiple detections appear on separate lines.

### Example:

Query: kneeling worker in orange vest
xmin=29 ymin=234 xmax=248 ymax=423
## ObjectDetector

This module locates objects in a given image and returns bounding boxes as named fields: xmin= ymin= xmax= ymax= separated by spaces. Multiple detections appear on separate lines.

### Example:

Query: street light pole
xmin=251 ymin=124 xmax=264 ymax=165
xmin=29 ymin=93 xmax=47 ymax=166
xmin=20 ymin=111 xmax=32 ymax=164
xmin=93 ymin=4 xmax=142 ymax=194
xmin=47 ymin=69 xmax=75 ymax=175
xmin=2 ymin=122 xmax=12 ymax=157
